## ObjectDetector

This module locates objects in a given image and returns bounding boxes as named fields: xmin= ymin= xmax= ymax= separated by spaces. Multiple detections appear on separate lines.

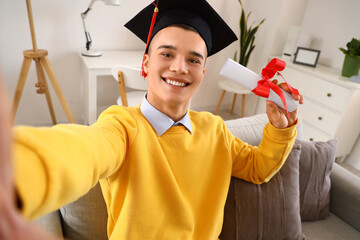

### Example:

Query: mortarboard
xmin=124 ymin=0 xmax=238 ymax=77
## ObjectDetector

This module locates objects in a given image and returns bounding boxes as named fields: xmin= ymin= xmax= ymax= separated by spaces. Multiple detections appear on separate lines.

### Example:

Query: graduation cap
xmin=125 ymin=0 xmax=238 ymax=77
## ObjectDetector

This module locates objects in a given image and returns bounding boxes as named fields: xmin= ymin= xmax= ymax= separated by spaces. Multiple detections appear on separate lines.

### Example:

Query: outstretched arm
xmin=230 ymin=80 xmax=303 ymax=183
xmin=0 ymin=73 xmax=57 ymax=240
xmin=13 ymin=104 xmax=135 ymax=219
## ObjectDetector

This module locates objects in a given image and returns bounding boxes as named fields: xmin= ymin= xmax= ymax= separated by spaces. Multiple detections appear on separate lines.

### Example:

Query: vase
xmin=341 ymin=55 xmax=360 ymax=78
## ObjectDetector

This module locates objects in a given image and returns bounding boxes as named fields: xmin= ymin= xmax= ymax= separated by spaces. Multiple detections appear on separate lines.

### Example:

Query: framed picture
xmin=293 ymin=47 xmax=321 ymax=67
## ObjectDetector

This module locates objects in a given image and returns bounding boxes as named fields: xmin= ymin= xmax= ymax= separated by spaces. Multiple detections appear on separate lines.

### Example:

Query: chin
xmin=165 ymin=95 xmax=190 ymax=106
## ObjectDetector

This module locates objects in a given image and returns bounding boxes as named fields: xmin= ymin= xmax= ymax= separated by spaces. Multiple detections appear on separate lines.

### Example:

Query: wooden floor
xmin=215 ymin=109 xmax=241 ymax=121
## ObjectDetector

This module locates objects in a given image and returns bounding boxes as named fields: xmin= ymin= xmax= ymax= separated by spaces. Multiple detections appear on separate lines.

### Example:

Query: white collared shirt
xmin=140 ymin=95 xmax=193 ymax=136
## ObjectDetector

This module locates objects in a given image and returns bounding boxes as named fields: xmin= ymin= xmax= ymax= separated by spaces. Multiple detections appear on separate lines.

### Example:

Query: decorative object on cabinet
xmin=12 ymin=0 xmax=75 ymax=125
xmin=214 ymin=0 xmax=264 ymax=116
xmin=349 ymin=70 xmax=360 ymax=83
xmin=293 ymin=47 xmax=321 ymax=67
xmin=339 ymin=38 xmax=360 ymax=78
xmin=256 ymin=57 xmax=360 ymax=162
xmin=282 ymin=26 xmax=300 ymax=60
xmin=81 ymin=0 xmax=121 ymax=57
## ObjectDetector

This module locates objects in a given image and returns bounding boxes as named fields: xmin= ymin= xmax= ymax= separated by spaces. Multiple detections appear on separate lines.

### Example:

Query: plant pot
xmin=341 ymin=55 xmax=360 ymax=78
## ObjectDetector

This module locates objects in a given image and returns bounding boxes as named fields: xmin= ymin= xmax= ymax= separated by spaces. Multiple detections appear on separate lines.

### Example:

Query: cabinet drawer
xmin=283 ymin=67 xmax=352 ymax=112
xmin=302 ymin=121 xmax=332 ymax=142
xmin=299 ymin=100 xmax=341 ymax=136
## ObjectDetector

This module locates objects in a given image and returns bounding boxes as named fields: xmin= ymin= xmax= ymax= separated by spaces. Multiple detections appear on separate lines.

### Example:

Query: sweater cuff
xmin=13 ymin=140 xmax=47 ymax=219
xmin=265 ymin=119 xmax=298 ymax=141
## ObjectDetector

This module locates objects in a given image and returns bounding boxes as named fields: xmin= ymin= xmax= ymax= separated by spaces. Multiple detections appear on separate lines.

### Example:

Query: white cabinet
xmin=256 ymin=58 xmax=360 ymax=160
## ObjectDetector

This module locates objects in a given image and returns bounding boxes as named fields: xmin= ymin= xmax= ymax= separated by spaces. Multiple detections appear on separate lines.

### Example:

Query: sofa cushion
xmin=34 ymin=210 xmax=63 ymax=238
xmin=225 ymin=114 xmax=303 ymax=146
xmin=220 ymin=144 xmax=304 ymax=240
xmin=60 ymin=183 xmax=108 ymax=240
xmin=225 ymin=114 xmax=268 ymax=146
xmin=297 ymin=139 xmax=338 ymax=221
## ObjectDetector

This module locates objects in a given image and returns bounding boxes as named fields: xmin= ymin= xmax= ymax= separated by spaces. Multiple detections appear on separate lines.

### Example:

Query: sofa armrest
xmin=330 ymin=163 xmax=360 ymax=232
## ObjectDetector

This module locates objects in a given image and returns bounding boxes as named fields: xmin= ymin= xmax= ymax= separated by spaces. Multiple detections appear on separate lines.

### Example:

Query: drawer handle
xmin=309 ymin=138 xmax=314 ymax=142
xmin=318 ymin=116 xmax=323 ymax=120
xmin=327 ymin=93 xmax=332 ymax=97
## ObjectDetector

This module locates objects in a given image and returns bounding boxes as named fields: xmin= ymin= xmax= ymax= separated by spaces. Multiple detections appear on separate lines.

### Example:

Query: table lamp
xmin=81 ymin=0 xmax=121 ymax=57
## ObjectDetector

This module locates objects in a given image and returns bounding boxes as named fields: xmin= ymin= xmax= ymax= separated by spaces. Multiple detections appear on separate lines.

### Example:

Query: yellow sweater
xmin=14 ymin=106 xmax=296 ymax=240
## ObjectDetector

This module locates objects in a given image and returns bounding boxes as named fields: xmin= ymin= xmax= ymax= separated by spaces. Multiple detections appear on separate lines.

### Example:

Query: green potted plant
xmin=234 ymin=0 xmax=265 ymax=67
xmin=339 ymin=38 xmax=360 ymax=78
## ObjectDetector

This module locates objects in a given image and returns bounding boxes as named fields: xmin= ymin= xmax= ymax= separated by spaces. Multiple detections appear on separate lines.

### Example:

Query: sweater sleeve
xmin=13 ymin=106 xmax=137 ymax=219
xmin=228 ymin=121 xmax=297 ymax=184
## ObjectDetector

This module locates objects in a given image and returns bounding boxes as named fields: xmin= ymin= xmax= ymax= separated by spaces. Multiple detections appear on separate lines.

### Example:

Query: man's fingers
xmin=277 ymin=82 xmax=304 ymax=103
xmin=0 ymin=73 xmax=14 ymax=203
xmin=0 ymin=183 xmax=18 ymax=238
xmin=0 ymin=184 xmax=57 ymax=240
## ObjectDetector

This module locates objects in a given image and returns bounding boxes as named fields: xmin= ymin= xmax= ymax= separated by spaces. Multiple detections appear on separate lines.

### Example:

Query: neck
xmin=146 ymin=94 xmax=189 ymax=122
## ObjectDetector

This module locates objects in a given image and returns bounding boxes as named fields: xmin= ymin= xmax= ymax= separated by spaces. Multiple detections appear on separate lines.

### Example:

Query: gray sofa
xmin=35 ymin=114 xmax=360 ymax=239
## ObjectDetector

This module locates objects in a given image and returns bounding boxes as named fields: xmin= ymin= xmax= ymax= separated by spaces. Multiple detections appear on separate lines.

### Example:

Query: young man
xmin=0 ymin=0 xmax=303 ymax=239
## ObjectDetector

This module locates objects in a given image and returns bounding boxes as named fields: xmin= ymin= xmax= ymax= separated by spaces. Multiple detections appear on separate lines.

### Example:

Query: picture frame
xmin=293 ymin=47 xmax=321 ymax=67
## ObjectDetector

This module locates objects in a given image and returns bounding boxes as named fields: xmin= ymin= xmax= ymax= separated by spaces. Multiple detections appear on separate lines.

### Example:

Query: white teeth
xmin=166 ymin=79 xmax=186 ymax=87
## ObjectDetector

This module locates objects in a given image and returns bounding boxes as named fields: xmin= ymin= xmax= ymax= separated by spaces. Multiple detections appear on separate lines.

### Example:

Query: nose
xmin=169 ymin=56 xmax=188 ymax=74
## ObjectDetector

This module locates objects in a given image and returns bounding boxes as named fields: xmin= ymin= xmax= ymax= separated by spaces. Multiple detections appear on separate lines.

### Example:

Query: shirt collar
xmin=140 ymin=95 xmax=193 ymax=136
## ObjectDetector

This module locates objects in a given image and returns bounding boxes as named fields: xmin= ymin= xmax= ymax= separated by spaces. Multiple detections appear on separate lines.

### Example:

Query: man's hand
xmin=0 ymin=73 xmax=57 ymax=239
xmin=266 ymin=80 xmax=304 ymax=129
xmin=0 ymin=184 xmax=59 ymax=240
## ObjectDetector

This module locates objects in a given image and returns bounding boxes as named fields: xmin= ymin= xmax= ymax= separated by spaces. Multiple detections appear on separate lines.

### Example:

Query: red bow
xmin=251 ymin=58 xmax=300 ymax=116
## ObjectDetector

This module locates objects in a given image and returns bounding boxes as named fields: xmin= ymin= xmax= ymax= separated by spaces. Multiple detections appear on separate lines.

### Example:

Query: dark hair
xmin=169 ymin=23 xmax=199 ymax=34
xmin=147 ymin=23 xmax=205 ymax=55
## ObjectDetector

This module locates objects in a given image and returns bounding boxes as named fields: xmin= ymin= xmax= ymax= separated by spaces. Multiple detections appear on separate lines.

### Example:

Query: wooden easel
xmin=12 ymin=0 xmax=75 ymax=124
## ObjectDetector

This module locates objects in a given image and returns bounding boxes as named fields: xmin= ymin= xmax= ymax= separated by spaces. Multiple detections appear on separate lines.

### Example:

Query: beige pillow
xmin=220 ymin=144 xmax=304 ymax=240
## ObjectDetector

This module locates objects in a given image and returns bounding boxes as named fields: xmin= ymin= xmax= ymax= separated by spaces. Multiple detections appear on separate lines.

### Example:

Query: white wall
xmin=0 ymin=0 xmax=152 ymax=125
xmin=299 ymin=0 xmax=360 ymax=69
xmin=0 ymin=0 xmax=309 ymax=125
xmin=0 ymin=0 xmax=241 ymax=125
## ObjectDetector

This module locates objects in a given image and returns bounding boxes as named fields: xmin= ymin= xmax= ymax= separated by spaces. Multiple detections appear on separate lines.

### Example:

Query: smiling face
xmin=142 ymin=26 xmax=207 ymax=113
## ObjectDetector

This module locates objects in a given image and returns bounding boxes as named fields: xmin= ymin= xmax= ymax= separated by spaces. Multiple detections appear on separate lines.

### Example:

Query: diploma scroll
xmin=220 ymin=58 xmax=299 ymax=112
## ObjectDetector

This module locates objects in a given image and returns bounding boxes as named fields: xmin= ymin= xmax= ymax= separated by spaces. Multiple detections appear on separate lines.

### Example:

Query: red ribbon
xmin=142 ymin=0 xmax=159 ymax=78
xmin=251 ymin=58 xmax=300 ymax=116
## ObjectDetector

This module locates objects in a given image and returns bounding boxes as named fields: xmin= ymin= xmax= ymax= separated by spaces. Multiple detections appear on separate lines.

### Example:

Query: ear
xmin=143 ymin=54 xmax=150 ymax=74
xmin=201 ymin=66 xmax=206 ymax=80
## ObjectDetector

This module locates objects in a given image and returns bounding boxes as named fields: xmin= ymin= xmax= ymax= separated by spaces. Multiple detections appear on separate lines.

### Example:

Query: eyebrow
xmin=157 ymin=45 xmax=204 ymax=60
xmin=190 ymin=51 xmax=204 ymax=60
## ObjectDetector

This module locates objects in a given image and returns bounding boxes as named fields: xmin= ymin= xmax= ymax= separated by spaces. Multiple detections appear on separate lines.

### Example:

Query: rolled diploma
xmin=220 ymin=58 xmax=298 ymax=112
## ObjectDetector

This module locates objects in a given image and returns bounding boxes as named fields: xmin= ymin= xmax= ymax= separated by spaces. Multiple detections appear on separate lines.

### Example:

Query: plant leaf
xmin=239 ymin=7 xmax=246 ymax=52
xmin=236 ymin=0 xmax=265 ymax=65
xmin=244 ymin=45 xmax=256 ymax=67
xmin=339 ymin=47 xmax=348 ymax=55
xmin=244 ymin=26 xmax=258 ymax=53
